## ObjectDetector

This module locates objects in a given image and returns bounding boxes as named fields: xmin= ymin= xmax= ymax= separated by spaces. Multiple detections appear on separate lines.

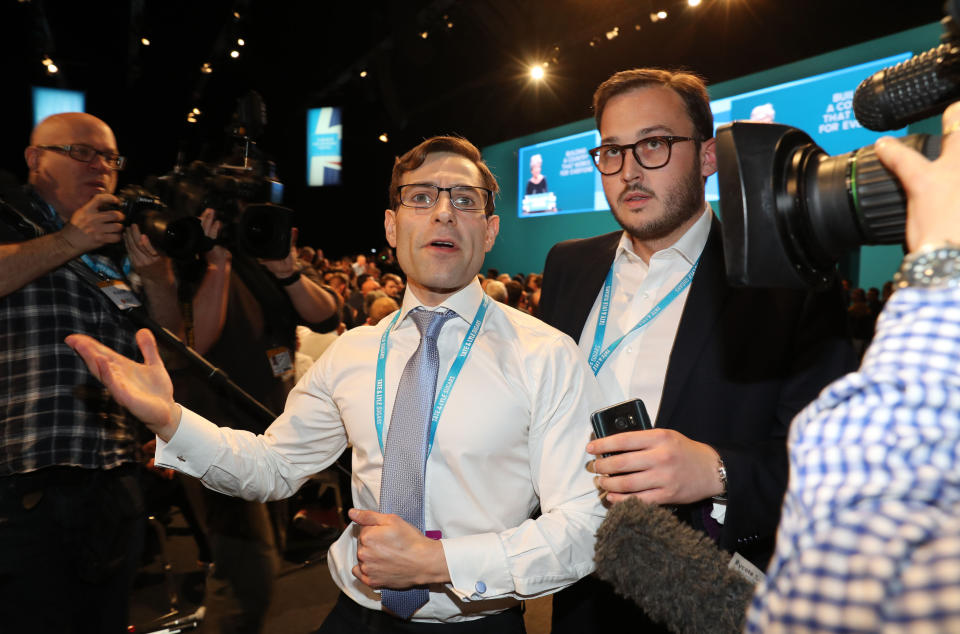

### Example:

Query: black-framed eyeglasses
xmin=588 ymin=135 xmax=696 ymax=175
xmin=398 ymin=184 xmax=494 ymax=214
xmin=37 ymin=144 xmax=127 ymax=170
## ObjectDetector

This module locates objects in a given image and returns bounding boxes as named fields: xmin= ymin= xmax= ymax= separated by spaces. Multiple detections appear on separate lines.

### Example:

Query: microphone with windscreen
xmin=593 ymin=498 xmax=756 ymax=634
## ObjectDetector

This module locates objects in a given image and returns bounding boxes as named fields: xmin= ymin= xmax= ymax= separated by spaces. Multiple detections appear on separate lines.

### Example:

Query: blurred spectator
xmin=351 ymin=254 xmax=367 ymax=277
xmin=485 ymin=279 xmax=508 ymax=303
xmin=505 ymin=280 xmax=526 ymax=311
xmin=381 ymin=272 xmax=404 ymax=301
xmin=366 ymin=295 xmax=399 ymax=325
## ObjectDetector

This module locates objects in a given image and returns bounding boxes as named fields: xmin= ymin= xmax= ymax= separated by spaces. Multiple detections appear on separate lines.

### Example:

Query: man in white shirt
xmin=67 ymin=136 xmax=605 ymax=633
xmin=539 ymin=68 xmax=853 ymax=632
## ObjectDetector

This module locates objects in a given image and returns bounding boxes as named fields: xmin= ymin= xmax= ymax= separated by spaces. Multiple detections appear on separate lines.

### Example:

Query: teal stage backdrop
xmin=483 ymin=23 xmax=943 ymax=291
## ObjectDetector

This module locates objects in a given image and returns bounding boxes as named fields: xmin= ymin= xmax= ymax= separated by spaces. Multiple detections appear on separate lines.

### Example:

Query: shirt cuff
xmin=441 ymin=532 xmax=513 ymax=601
xmin=154 ymin=405 xmax=222 ymax=478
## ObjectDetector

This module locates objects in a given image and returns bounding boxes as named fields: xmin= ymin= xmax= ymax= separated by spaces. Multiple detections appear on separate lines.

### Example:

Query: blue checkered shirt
xmin=748 ymin=286 xmax=960 ymax=632
xmin=0 ymin=191 xmax=142 ymax=475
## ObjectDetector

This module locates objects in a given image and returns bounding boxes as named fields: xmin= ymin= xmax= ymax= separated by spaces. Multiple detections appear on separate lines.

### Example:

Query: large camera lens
xmin=717 ymin=122 xmax=940 ymax=288
xmin=117 ymin=186 xmax=207 ymax=260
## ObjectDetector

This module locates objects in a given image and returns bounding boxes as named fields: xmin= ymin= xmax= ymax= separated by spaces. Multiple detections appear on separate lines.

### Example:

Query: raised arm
xmin=0 ymin=192 xmax=124 ymax=298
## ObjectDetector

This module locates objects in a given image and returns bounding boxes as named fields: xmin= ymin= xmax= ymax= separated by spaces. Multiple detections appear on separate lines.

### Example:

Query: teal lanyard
xmin=373 ymin=296 xmax=490 ymax=456
xmin=588 ymin=256 xmax=700 ymax=375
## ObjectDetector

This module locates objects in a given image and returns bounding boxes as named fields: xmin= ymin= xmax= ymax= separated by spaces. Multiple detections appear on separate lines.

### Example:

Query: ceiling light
xmin=192 ymin=107 xmax=201 ymax=115
xmin=46 ymin=63 xmax=58 ymax=74
xmin=688 ymin=0 xmax=702 ymax=5
xmin=420 ymin=31 xmax=429 ymax=39
xmin=530 ymin=64 xmax=545 ymax=80
xmin=41 ymin=56 xmax=52 ymax=66
xmin=378 ymin=133 xmax=389 ymax=143
xmin=359 ymin=70 xmax=368 ymax=78
xmin=230 ymin=50 xmax=240 ymax=58
xmin=201 ymin=62 xmax=213 ymax=74
xmin=606 ymin=27 xmax=619 ymax=41
xmin=237 ymin=38 xmax=245 ymax=46
xmin=141 ymin=37 xmax=151 ymax=46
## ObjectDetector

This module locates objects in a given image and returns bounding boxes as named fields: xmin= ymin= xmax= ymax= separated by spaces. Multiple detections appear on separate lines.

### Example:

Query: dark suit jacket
xmin=540 ymin=218 xmax=854 ymax=565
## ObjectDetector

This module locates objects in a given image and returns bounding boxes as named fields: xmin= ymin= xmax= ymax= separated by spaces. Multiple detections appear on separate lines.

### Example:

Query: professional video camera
xmin=718 ymin=0 xmax=959 ymax=288
xmin=119 ymin=91 xmax=295 ymax=261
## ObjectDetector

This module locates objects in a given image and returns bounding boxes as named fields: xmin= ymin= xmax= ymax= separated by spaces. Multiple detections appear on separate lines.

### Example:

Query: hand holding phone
xmin=590 ymin=398 xmax=652 ymax=458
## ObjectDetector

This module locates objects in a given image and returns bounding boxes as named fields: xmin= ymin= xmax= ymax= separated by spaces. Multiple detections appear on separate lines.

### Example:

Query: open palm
xmin=65 ymin=328 xmax=181 ymax=440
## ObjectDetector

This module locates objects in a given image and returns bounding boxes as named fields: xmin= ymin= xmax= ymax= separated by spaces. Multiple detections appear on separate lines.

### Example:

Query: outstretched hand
xmin=65 ymin=328 xmax=181 ymax=441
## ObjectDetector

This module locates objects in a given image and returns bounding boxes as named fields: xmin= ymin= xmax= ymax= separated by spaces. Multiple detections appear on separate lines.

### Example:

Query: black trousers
xmin=316 ymin=593 xmax=527 ymax=634
xmin=0 ymin=465 xmax=145 ymax=634
xmin=551 ymin=575 xmax=667 ymax=634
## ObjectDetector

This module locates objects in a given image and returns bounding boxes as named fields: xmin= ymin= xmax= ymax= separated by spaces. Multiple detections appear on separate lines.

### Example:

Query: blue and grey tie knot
xmin=409 ymin=307 xmax=456 ymax=341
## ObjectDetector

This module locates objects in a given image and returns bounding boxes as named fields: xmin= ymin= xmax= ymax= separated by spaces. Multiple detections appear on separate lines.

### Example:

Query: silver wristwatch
xmin=894 ymin=242 xmax=960 ymax=289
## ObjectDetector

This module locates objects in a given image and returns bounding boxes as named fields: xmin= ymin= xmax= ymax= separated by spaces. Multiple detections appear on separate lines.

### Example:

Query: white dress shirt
xmin=156 ymin=279 xmax=605 ymax=623
xmin=578 ymin=205 xmax=712 ymax=421
xmin=577 ymin=206 xmax=725 ymax=522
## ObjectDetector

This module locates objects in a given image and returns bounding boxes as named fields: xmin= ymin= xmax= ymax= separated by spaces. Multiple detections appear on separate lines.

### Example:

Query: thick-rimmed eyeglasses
xmin=37 ymin=144 xmax=127 ymax=170
xmin=398 ymin=184 xmax=494 ymax=214
xmin=588 ymin=135 xmax=696 ymax=175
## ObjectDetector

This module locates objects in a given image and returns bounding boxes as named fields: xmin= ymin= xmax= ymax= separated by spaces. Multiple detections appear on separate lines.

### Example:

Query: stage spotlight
xmin=41 ymin=56 xmax=52 ymax=66
xmin=201 ymin=62 xmax=213 ymax=74
xmin=187 ymin=113 xmax=198 ymax=123
xmin=46 ymin=63 xmax=58 ymax=74
xmin=192 ymin=107 xmax=201 ymax=115
xmin=359 ymin=70 xmax=368 ymax=78
xmin=230 ymin=50 xmax=240 ymax=58
xmin=141 ymin=37 xmax=151 ymax=46
xmin=658 ymin=10 xmax=668 ymax=19
xmin=379 ymin=133 xmax=389 ymax=143
xmin=237 ymin=38 xmax=245 ymax=46
xmin=420 ymin=31 xmax=429 ymax=39
xmin=530 ymin=64 xmax=545 ymax=80
xmin=606 ymin=27 xmax=619 ymax=40
xmin=688 ymin=0 xmax=702 ymax=6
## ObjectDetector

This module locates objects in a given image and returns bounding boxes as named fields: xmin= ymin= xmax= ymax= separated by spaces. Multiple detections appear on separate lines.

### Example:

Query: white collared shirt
xmin=578 ymin=206 xmax=725 ymax=522
xmin=579 ymin=205 xmax=712 ymax=421
xmin=156 ymin=279 xmax=605 ymax=623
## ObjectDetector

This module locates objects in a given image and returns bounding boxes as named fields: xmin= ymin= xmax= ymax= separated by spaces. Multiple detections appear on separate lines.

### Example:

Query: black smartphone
xmin=590 ymin=398 xmax=653 ymax=457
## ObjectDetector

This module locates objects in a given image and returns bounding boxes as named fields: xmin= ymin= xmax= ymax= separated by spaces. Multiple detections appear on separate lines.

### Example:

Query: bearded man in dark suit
xmin=539 ymin=68 xmax=854 ymax=633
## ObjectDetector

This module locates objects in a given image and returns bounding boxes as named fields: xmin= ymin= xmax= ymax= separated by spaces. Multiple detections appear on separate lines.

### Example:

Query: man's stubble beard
xmin=609 ymin=155 xmax=705 ymax=243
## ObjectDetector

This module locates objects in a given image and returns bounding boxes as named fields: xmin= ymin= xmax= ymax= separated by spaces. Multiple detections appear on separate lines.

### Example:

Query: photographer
xmin=748 ymin=102 xmax=960 ymax=630
xmin=0 ymin=112 xmax=181 ymax=633
xmin=173 ymin=204 xmax=338 ymax=633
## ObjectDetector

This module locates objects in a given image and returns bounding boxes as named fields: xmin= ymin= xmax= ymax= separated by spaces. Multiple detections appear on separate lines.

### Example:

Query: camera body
xmin=116 ymin=161 xmax=292 ymax=261
xmin=719 ymin=3 xmax=957 ymax=288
